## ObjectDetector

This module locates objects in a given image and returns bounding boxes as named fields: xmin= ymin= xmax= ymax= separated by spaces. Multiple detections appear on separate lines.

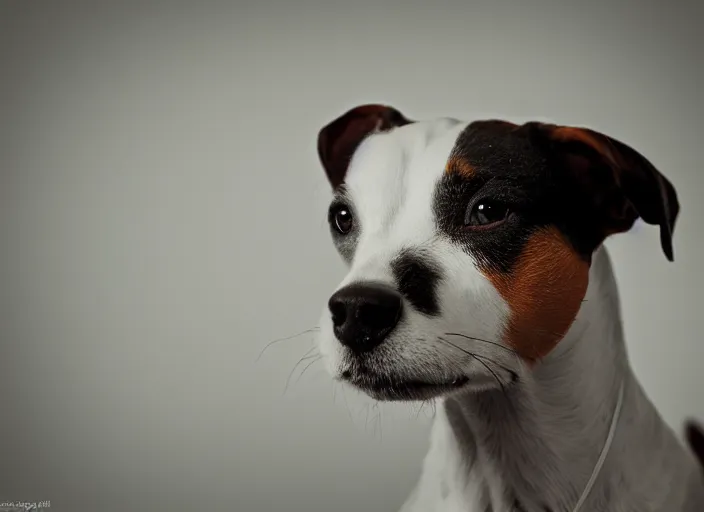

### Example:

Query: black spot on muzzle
xmin=391 ymin=248 xmax=443 ymax=316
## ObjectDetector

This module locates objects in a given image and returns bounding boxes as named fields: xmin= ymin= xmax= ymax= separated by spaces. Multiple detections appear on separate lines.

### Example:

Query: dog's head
xmin=314 ymin=104 xmax=679 ymax=401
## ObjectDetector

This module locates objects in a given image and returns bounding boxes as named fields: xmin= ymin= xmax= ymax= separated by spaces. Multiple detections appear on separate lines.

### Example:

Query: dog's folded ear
xmin=521 ymin=123 xmax=680 ymax=261
xmin=317 ymin=105 xmax=412 ymax=189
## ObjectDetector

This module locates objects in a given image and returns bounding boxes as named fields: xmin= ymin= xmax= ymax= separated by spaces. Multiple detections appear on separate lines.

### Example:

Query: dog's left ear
xmin=317 ymin=104 xmax=413 ymax=189
xmin=522 ymin=123 xmax=680 ymax=261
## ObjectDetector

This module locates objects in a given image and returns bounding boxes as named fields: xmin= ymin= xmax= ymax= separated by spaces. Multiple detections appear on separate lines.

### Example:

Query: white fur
xmin=399 ymin=404 xmax=489 ymax=512
xmin=317 ymin=119 xmax=513 ymax=389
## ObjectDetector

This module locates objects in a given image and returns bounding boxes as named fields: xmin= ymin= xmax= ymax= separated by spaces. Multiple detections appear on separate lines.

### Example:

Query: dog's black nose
xmin=328 ymin=282 xmax=403 ymax=353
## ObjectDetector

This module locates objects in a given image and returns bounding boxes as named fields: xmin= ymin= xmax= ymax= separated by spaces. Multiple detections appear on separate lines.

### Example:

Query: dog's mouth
xmin=341 ymin=369 xmax=469 ymax=401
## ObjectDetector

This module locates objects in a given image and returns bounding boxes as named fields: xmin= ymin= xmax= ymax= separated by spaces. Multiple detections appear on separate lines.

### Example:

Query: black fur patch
xmin=685 ymin=421 xmax=704 ymax=475
xmin=512 ymin=498 xmax=527 ymax=511
xmin=391 ymin=248 xmax=442 ymax=316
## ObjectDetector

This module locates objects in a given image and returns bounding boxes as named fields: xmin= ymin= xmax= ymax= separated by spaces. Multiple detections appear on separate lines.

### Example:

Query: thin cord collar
xmin=572 ymin=380 xmax=625 ymax=512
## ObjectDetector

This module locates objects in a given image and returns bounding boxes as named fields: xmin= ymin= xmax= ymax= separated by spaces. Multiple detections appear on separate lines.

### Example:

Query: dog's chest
xmin=400 ymin=407 xmax=497 ymax=512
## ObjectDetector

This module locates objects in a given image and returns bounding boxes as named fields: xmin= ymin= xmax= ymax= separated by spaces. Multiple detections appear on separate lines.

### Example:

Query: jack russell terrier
xmin=312 ymin=104 xmax=704 ymax=511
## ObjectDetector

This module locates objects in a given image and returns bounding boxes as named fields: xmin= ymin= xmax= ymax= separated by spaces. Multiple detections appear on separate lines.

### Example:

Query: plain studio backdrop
xmin=1 ymin=1 xmax=702 ymax=511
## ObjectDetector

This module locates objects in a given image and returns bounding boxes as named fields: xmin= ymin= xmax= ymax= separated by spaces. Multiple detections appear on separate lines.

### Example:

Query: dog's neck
xmin=443 ymin=247 xmax=641 ymax=509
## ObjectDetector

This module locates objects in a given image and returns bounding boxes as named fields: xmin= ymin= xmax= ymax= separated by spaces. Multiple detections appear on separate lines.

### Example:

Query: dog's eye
xmin=465 ymin=201 xmax=509 ymax=228
xmin=332 ymin=206 xmax=354 ymax=235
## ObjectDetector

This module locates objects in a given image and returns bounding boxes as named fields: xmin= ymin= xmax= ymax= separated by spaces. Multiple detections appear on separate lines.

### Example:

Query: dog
xmin=312 ymin=104 xmax=704 ymax=511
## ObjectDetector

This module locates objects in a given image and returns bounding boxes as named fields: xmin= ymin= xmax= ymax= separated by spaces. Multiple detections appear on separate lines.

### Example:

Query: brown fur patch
xmin=551 ymin=126 xmax=617 ymax=164
xmin=551 ymin=126 xmax=601 ymax=147
xmin=445 ymin=156 xmax=475 ymax=177
xmin=484 ymin=227 xmax=589 ymax=361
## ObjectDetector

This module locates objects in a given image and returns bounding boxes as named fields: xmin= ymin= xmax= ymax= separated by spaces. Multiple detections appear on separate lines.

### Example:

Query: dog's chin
xmin=341 ymin=370 xmax=470 ymax=402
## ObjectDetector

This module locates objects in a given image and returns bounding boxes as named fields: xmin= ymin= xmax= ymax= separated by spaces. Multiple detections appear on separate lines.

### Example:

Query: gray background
xmin=1 ymin=1 xmax=702 ymax=511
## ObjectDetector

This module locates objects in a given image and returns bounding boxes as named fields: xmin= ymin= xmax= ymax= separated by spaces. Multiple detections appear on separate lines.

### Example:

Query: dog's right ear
xmin=317 ymin=104 xmax=413 ymax=189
